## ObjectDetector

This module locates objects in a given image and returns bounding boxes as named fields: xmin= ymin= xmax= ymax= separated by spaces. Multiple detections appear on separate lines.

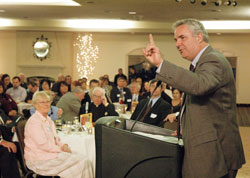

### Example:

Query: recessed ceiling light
xmin=129 ymin=12 xmax=137 ymax=15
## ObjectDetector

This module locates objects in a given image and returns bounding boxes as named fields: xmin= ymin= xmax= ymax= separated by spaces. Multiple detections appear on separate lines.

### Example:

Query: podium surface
xmin=95 ymin=117 xmax=184 ymax=178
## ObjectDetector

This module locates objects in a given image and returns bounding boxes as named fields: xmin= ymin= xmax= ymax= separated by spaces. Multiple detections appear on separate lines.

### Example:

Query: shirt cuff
xmin=156 ymin=61 xmax=163 ymax=73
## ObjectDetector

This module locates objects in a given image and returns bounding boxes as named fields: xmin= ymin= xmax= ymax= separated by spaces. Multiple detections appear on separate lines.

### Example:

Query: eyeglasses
xmin=93 ymin=94 xmax=102 ymax=99
xmin=37 ymin=101 xmax=51 ymax=104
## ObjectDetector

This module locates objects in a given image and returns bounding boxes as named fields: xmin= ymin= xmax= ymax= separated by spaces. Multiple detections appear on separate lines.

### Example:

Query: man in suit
xmin=143 ymin=18 xmax=245 ymax=178
xmin=80 ymin=87 xmax=118 ymax=122
xmin=130 ymin=79 xmax=171 ymax=127
xmin=113 ymin=68 xmax=127 ymax=86
xmin=56 ymin=86 xmax=85 ymax=123
xmin=0 ymin=109 xmax=21 ymax=178
xmin=110 ymin=76 xmax=132 ymax=111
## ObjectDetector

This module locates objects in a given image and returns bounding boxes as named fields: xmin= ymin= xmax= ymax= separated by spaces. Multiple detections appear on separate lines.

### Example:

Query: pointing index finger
xmin=149 ymin=34 xmax=155 ymax=45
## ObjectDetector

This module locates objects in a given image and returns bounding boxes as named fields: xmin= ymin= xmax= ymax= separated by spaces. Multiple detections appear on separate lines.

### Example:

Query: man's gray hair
xmin=173 ymin=18 xmax=209 ymax=43
xmin=72 ymin=86 xmax=84 ymax=94
xmin=92 ymin=87 xmax=105 ymax=96
xmin=32 ymin=91 xmax=50 ymax=104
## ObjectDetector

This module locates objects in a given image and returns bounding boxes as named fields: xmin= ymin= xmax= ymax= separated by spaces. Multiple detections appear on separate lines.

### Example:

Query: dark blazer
xmin=130 ymin=97 xmax=171 ymax=127
xmin=157 ymin=46 xmax=245 ymax=178
xmin=110 ymin=87 xmax=132 ymax=111
xmin=80 ymin=103 xmax=119 ymax=122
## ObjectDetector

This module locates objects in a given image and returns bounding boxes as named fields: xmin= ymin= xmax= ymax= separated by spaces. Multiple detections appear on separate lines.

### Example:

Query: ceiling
xmin=0 ymin=0 xmax=250 ymax=33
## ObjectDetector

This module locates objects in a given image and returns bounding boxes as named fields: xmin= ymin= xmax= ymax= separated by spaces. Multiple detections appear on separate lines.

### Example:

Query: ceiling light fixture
xmin=232 ymin=1 xmax=237 ymax=6
xmin=0 ymin=0 xmax=80 ymax=6
xmin=201 ymin=0 xmax=207 ymax=5
xmin=224 ymin=0 xmax=231 ymax=6
xmin=190 ymin=0 xmax=196 ymax=4
xmin=214 ymin=0 xmax=222 ymax=6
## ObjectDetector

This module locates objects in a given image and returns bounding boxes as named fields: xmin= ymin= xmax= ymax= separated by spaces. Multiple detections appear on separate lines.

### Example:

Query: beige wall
xmin=0 ymin=31 xmax=17 ymax=77
xmin=0 ymin=31 xmax=249 ymax=103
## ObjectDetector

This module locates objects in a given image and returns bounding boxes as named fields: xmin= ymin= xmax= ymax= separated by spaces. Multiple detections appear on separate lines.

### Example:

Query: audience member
xmin=135 ymin=76 xmax=143 ymax=94
xmin=52 ymin=73 xmax=65 ymax=93
xmin=113 ymin=68 xmax=127 ymax=86
xmin=142 ymin=81 xmax=150 ymax=98
xmin=103 ymin=74 xmax=114 ymax=87
xmin=18 ymin=73 xmax=27 ymax=89
xmin=25 ymin=81 xmax=38 ymax=104
xmin=1 ymin=74 xmax=12 ymax=90
xmin=129 ymin=81 xmax=145 ymax=102
xmin=0 ymin=126 xmax=21 ymax=178
xmin=6 ymin=76 xmax=27 ymax=103
xmin=80 ymin=87 xmax=118 ymax=122
xmin=160 ymin=83 xmax=172 ymax=104
xmin=0 ymin=82 xmax=18 ymax=118
xmin=52 ymin=81 xmax=69 ymax=106
xmin=130 ymin=79 xmax=171 ymax=127
xmin=30 ymin=90 xmax=63 ymax=122
xmin=110 ymin=76 xmax=132 ymax=111
xmin=99 ymin=76 xmax=112 ymax=103
xmin=128 ymin=66 xmax=137 ymax=84
xmin=65 ymin=75 xmax=72 ymax=91
xmin=171 ymin=88 xmax=182 ymax=113
xmin=24 ymin=91 xmax=93 ymax=177
xmin=39 ymin=79 xmax=51 ymax=91
xmin=56 ymin=87 xmax=85 ymax=123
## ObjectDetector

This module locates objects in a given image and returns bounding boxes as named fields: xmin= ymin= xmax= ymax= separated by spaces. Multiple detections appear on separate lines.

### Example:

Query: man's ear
xmin=197 ymin=33 xmax=204 ymax=43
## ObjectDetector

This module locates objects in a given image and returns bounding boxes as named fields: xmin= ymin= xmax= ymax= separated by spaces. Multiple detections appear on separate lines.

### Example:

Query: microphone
xmin=130 ymin=80 xmax=162 ymax=132
xmin=85 ymin=102 xmax=89 ymax=114
xmin=151 ymin=80 xmax=162 ymax=97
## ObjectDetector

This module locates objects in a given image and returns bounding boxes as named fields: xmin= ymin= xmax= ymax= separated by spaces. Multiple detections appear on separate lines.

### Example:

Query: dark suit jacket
xmin=80 ymin=103 xmax=119 ymax=122
xmin=130 ymin=97 xmax=171 ymax=127
xmin=110 ymin=87 xmax=132 ymax=111
xmin=157 ymin=46 xmax=245 ymax=178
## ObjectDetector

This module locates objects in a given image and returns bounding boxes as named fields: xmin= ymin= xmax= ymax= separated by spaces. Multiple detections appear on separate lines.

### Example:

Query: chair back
xmin=15 ymin=119 xmax=35 ymax=178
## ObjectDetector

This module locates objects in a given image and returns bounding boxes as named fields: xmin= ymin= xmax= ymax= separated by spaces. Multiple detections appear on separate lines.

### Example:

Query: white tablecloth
xmin=119 ymin=111 xmax=132 ymax=119
xmin=57 ymin=131 xmax=96 ymax=175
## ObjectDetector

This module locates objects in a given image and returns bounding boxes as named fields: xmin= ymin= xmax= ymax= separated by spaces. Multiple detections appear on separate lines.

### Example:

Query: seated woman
xmin=52 ymin=81 xmax=69 ymax=106
xmin=1 ymin=74 xmax=13 ymax=90
xmin=24 ymin=91 xmax=93 ymax=178
xmin=0 ymin=82 xmax=18 ymax=119
xmin=30 ymin=90 xmax=63 ymax=122
xmin=39 ymin=79 xmax=51 ymax=92
xmin=171 ymin=88 xmax=182 ymax=113
xmin=163 ymin=88 xmax=182 ymax=131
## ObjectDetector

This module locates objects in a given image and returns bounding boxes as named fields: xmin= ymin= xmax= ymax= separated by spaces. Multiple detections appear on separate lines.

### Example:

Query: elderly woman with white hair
xmin=24 ymin=91 xmax=93 ymax=178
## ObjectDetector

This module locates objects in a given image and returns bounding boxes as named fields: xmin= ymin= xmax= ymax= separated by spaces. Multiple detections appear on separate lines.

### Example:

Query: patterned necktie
xmin=177 ymin=63 xmax=196 ymax=139
xmin=189 ymin=64 xmax=195 ymax=72
xmin=140 ymin=100 xmax=152 ymax=122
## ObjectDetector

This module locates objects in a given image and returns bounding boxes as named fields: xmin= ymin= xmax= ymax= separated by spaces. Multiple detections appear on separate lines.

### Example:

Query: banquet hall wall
xmin=0 ymin=31 xmax=249 ymax=104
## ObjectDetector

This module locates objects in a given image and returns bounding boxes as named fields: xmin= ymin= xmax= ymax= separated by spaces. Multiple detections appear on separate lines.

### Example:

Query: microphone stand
xmin=130 ymin=81 xmax=162 ymax=132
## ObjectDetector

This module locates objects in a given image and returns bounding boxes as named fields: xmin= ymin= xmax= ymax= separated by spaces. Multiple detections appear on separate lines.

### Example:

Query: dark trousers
xmin=0 ymin=146 xmax=21 ymax=178
xmin=221 ymin=170 xmax=238 ymax=178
